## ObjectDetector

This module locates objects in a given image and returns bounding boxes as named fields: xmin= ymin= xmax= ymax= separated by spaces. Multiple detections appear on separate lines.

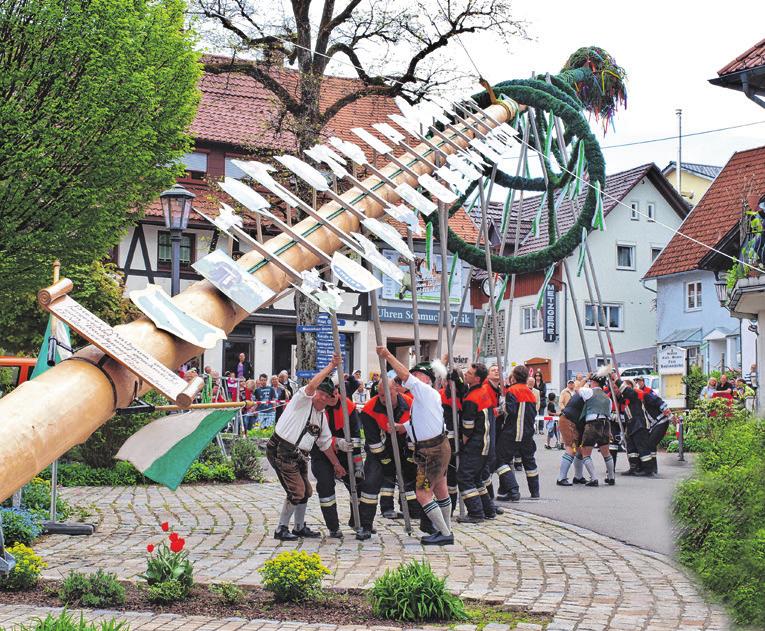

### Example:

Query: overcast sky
xmin=450 ymin=1 xmax=765 ymax=175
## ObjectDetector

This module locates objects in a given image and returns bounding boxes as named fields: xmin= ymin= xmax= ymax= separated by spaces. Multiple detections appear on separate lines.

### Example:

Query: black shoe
xmin=556 ymin=479 xmax=573 ymax=486
xmin=635 ymin=469 xmax=656 ymax=477
xmin=274 ymin=525 xmax=298 ymax=541
xmin=621 ymin=468 xmax=639 ymax=476
xmin=484 ymin=512 xmax=497 ymax=520
xmin=329 ymin=529 xmax=343 ymax=539
xmin=572 ymin=477 xmax=587 ymax=484
xmin=585 ymin=479 xmax=599 ymax=487
xmin=530 ymin=492 xmax=540 ymax=499
xmin=514 ymin=464 xmax=523 ymax=472
xmin=494 ymin=506 xmax=505 ymax=515
xmin=605 ymin=478 xmax=615 ymax=486
xmin=421 ymin=532 xmax=454 ymax=546
xmin=456 ymin=514 xmax=485 ymax=524
xmin=355 ymin=528 xmax=372 ymax=540
xmin=292 ymin=525 xmax=321 ymax=538
xmin=496 ymin=492 xmax=520 ymax=502
xmin=381 ymin=510 xmax=402 ymax=519
xmin=544 ymin=445 xmax=552 ymax=450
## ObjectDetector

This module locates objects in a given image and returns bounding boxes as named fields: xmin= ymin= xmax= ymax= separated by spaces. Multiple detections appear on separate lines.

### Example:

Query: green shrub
xmin=209 ymin=581 xmax=245 ymax=605
xmin=20 ymin=478 xmax=72 ymax=521
xmin=198 ymin=442 xmax=227 ymax=466
xmin=139 ymin=522 xmax=193 ymax=601
xmin=0 ymin=509 xmax=43 ymax=545
xmin=230 ymin=438 xmax=265 ymax=481
xmin=182 ymin=461 xmax=235 ymax=483
xmin=260 ymin=550 xmax=330 ymax=602
xmin=59 ymin=570 xmax=125 ymax=608
xmin=40 ymin=461 xmax=145 ymax=487
xmin=146 ymin=579 xmax=187 ymax=604
xmin=1 ymin=611 xmax=130 ymax=631
xmin=0 ymin=543 xmax=46 ymax=591
xmin=673 ymin=410 xmax=765 ymax=626
xmin=370 ymin=559 xmax=466 ymax=622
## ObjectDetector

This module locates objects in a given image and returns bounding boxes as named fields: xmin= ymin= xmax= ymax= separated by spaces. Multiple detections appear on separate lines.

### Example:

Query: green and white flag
xmin=530 ymin=193 xmax=546 ymax=238
xmin=499 ymin=187 xmax=514 ymax=236
xmin=591 ymin=181 xmax=606 ymax=231
xmin=543 ymin=111 xmax=555 ymax=158
xmin=116 ymin=409 xmax=237 ymax=490
xmin=447 ymin=253 xmax=460 ymax=293
xmin=32 ymin=316 xmax=71 ymax=378
xmin=570 ymin=141 xmax=586 ymax=199
xmin=494 ymin=275 xmax=508 ymax=311
xmin=425 ymin=221 xmax=434 ymax=269
xmin=576 ymin=227 xmax=587 ymax=277
xmin=535 ymin=264 xmax=556 ymax=310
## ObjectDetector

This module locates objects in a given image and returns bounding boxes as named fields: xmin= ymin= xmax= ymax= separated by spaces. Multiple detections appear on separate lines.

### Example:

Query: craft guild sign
xmin=658 ymin=345 xmax=687 ymax=375
xmin=543 ymin=283 xmax=557 ymax=343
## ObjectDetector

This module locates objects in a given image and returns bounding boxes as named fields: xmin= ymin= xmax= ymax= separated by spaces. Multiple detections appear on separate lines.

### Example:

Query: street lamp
xmin=159 ymin=183 xmax=195 ymax=296
xmin=714 ymin=279 xmax=729 ymax=307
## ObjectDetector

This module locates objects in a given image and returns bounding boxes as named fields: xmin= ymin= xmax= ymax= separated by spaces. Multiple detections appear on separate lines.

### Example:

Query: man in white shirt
xmin=266 ymin=355 xmax=347 ymax=541
xmin=376 ymin=347 xmax=453 ymax=546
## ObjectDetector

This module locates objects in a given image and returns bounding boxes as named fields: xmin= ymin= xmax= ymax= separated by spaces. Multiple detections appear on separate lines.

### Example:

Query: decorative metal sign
xmin=351 ymin=232 xmax=404 ymax=285
xmin=361 ymin=216 xmax=414 ymax=261
xmin=129 ymin=284 xmax=226 ymax=350
xmin=192 ymin=250 xmax=276 ymax=314
xmin=395 ymin=182 xmax=437 ymax=216
xmin=331 ymin=252 xmax=382 ymax=293
xmin=43 ymin=294 xmax=199 ymax=405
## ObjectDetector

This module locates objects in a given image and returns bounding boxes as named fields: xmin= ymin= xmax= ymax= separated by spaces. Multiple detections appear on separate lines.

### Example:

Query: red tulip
xmin=169 ymin=532 xmax=179 ymax=543
xmin=160 ymin=522 xmax=169 ymax=532
xmin=146 ymin=544 xmax=155 ymax=553
xmin=170 ymin=538 xmax=185 ymax=553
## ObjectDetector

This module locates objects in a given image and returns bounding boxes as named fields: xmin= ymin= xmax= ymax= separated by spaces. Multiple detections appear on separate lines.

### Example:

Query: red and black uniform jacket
xmin=615 ymin=381 xmax=647 ymax=435
xmin=323 ymin=397 xmax=362 ymax=468
xmin=360 ymin=393 xmax=411 ymax=462
xmin=461 ymin=381 xmax=493 ymax=441
xmin=504 ymin=383 xmax=537 ymax=442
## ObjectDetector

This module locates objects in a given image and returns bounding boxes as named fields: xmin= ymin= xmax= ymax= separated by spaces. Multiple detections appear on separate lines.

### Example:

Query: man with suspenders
xmin=266 ymin=355 xmax=347 ymax=541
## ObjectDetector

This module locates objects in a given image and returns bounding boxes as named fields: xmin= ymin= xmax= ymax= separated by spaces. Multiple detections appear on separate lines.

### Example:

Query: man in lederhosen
xmin=578 ymin=368 xmax=616 ymax=486
xmin=356 ymin=375 xmax=420 ymax=540
xmin=310 ymin=383 xmax=363 ymax=539
xmin=377 ymin=347 xmax=453 ymax=545
xmin=555 ymin=384 xmax=586 ymax=486
xmin=266 ymin=356 xmax=347 ymax=541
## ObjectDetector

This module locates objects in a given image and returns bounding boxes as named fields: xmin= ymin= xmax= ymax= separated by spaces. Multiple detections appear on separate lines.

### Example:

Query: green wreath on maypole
xmin=428 ymin=47 xmax=627 ymax=274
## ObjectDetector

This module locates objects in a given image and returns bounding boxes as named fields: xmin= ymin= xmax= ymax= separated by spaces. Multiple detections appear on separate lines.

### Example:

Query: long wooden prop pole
xmin=330 ymin=311 xmax=362 ymax=531
xmin=0 ymin=103 xmax=511 ymax=502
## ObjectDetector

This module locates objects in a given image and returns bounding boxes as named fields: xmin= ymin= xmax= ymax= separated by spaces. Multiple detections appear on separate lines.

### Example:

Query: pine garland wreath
xmin=426 ymin=46 xmax=626 ymax=275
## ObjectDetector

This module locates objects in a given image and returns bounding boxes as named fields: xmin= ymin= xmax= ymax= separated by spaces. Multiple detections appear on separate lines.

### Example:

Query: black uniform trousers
xmin=496 ymin=428 xmax=539 ymax=497
xmin=358 ymin=446 xmax=420 ymax=530
xmin=310 ymin=447 xmax=354 ymax=532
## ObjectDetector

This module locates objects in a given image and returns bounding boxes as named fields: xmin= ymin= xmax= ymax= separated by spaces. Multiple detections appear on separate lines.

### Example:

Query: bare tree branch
xmin=203 ymin=60 xmax=301 ymax=115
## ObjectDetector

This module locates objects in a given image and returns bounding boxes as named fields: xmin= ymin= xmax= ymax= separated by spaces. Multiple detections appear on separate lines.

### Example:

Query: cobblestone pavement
xmin=18 ymin=483 xmax=726 ymax=630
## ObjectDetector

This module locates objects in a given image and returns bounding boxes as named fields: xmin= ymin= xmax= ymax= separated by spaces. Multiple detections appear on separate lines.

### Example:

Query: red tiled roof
xmin=474 ymin=164 xmax=683 ymax=255
xmin=645 ymin=145 xmax=765 ymax=279
xmin=718 ymin=38 xmax=765 ymax=76
xmin=193 ymin=56 xmax=401 ymax=153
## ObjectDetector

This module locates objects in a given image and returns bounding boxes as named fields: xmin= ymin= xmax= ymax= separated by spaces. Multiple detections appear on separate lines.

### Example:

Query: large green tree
xmin=0 ymin=0 xmax=201 ymax=354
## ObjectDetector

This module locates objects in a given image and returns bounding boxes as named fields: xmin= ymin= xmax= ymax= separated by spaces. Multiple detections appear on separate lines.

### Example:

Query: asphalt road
xmin=500 ymin=433 xmax=696 ymax=556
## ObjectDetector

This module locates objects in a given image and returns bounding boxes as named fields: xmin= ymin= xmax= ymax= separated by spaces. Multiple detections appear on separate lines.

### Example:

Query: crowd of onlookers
xmin=699 ymin=372 xmax=755 ymax=407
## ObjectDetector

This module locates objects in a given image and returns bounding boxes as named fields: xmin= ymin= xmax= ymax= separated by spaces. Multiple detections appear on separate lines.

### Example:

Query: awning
xmin=658 ymin=327 xmax=702 ymax=348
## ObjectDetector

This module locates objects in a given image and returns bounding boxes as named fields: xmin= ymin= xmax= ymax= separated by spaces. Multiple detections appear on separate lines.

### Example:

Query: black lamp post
xmin=159 ymin=184 xmax=195 ymax=296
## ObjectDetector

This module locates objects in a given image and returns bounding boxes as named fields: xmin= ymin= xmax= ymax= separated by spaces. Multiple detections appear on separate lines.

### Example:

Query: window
xmin=647 ymin=202 xmax=655 ymax=221
xmin=630 ymin=201 xmax=639 ymax=220
xmin=158 ymin=232 xmax=195 ymax=269
xmin=651 ymin=246 xmax=663 ymax=262
xmin=225 ymin=157 xmax=249 ymax=180
xmin=687 ymin=345 xmax=702 ymax=368
xmin=521 ymin=306 xmax=542 ymax=333
xmin=686 ymin=281 xmax=702 ymax=310
xmin=584 ymin=303 xmax=623 ymax=330
xmin=181 ymin=152 xmax=207 ymax=179
xmin=616 ymin=244 xmax=636 ymax=270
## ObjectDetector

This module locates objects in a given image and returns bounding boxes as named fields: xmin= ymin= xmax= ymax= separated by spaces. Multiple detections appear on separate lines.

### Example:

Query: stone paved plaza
xmin=3 ymin=482 xmax=727 ymax=630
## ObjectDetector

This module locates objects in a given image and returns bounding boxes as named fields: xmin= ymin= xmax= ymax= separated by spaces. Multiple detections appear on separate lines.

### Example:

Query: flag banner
xmin=425 ymin=221 xmax=434 ymax=269
xmin=116 ymin=409 xmax=237 ymax=490
xmin=530 ymin=193 xmax=546 ymax=238
xmin=591 ymin=181 xmax=606 ymax=231
xmin=577 ymin=227 xmax=587 ymax=277
xmin=544 ymin=111 xmax=554 ymax=157
xmin=494 ymin=275 xmax=508 ymax=311
xmin=571 ymin=141 xmax=586 ymax=198
xmin=500 ymin=187 xmax=514 ymax=236
xmin=535 ymin=265 xmax=556 ymax=310
xmin=32 ymin=316 xmax=71 ymax=378
xmin=448 ymin=253 xmax=461 ymax=293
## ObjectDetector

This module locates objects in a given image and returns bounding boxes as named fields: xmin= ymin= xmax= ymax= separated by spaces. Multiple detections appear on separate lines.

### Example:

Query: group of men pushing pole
xmin=267 ymin=352 xmax=673 ymax=545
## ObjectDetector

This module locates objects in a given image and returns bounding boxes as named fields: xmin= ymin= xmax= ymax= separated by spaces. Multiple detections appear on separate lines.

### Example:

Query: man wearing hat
xmin=266 ymin=355 xmax=347 ymax=541
xmin=578 ymin=367 xmax=616 ymax=485
xmin=376 ymin=347 xmax=453 ymax=545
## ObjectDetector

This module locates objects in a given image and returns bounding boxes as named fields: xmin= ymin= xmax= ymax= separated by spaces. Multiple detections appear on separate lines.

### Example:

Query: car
xmin=619 ymin=365 xmax=654 ymax=378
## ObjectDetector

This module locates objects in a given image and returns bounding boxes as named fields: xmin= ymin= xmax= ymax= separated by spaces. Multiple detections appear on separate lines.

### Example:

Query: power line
xmin=603 ymin=119 xmax=765 ymax=149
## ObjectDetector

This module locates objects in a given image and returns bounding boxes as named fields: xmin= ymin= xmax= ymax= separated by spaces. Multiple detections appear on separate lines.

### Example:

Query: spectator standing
xmin=527 ymin=377 xmax=541 ymax=433
xmin=700 ymin=377 xmax=717 ymax=399
xmin=559 ymin=379 xmax=575 ymax=409
xmin=231 ymin=352 xmax=253 ymax=381
xmin=534 ymin=372 xmax=547 ymax=416
xmin=352 ymin=382 xmax=369 ymax=407
xmin=254 ymin=373 xmax=278 ymax=428
xmin=716 ymin=374 xmax=733 ymax=394
xmin=278 ymin=370 xmax=295 ymax=399
xmin=368 ymin=371 xmax=381 ymax=398
xmin=544 ymin=392 xmax=558 ymax=449
xmin=225 ymin=372 xmax=239 ymax=400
